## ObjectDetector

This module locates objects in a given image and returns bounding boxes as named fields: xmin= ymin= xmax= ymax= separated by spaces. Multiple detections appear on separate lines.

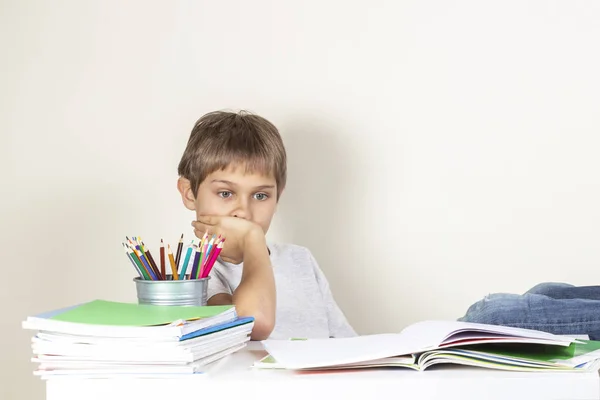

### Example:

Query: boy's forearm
xmin=232 ymin=230 xmax=276 ymax=340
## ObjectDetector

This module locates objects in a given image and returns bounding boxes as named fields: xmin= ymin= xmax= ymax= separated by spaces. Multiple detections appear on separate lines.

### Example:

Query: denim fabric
xmin=459 ymin=282 xmax=600 ymax=340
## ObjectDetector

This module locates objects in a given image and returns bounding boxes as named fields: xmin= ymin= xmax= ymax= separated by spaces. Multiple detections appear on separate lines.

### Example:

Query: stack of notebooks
xmin=22 ymin=299 xmax=254 ymax=379
xmin=256 ymin=321 xmax=600 ymax=373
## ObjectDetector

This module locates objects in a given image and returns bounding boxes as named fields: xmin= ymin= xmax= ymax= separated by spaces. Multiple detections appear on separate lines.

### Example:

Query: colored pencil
xmin=202 ymin=237 xmax=215 ymax=269
xmin=132 ymin=241 xmax=155 ymax=279
xmin=184 ymin=245 xmax=198 ymax=279
xmin=167 ymin=244 xmax=179 ymax=280
xmin=121 ymin=235 xmax=226 ymax=281
xmin=190 ymin=245 xmax=202 ymax=279
xmin=126 ymin=241 xmax=143 ymax=265
xmin=131 ymin=251 xmax=151 ymax=280
xmin=160 ymin=239 xmax=166 ymax=279
xmin=140 ymin=240 xmax=162 ymax=280
xmin=179 ymin=242 xmax=194 ymax=279
xmin=194 ymin=232 xmax=208 ymax=277
xmin=198 ymin=241 xmax=209 ymax=276
xmin=199 ymin=231 xmax=208 ymax=252
xmin=134 ymin=247 xmax=158 ymax=280
xmin=198 ymin=236 xmax=219 ymax=279
xmin=202 ymin=239 xmax=224 ymax=278
xmin=174 ymin=233 xmax=184 ymax=267
xmin=126 ymin=243 xmax=152 ymax=280
xmin=122 ymin=243 xmax=144 ymax=278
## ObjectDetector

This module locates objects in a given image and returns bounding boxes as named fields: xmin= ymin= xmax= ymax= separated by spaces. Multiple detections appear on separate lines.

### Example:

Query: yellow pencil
xmin=167 ymin=244 xmax=179 ymax=280
xmin=200 ymin=231 xmax=208 ymax=249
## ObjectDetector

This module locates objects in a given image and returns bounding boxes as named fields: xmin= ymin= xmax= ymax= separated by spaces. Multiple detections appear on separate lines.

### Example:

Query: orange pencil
xmin=167 ymin=244 xmax=179 ymax=280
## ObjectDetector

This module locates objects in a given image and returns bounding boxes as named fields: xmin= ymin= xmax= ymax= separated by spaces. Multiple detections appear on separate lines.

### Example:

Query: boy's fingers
xmin=191 ymin=222 xmax=211 ymax=237
xmin=191 ymin=222 xmax=213 ymax=233
xmin=195 ymin=216 xmax=218 ymax=226
xmin=191 ymin=221 xmax=203 ymax=230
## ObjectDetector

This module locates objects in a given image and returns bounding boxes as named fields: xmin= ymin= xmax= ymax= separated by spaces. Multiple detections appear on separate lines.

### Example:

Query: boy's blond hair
xmin=177 ymin=110 xmax=287 ymax=198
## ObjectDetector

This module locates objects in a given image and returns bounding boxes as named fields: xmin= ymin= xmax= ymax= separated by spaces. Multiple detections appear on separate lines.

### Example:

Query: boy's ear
xmin=177 ymin=177 xmax=196 ymax=211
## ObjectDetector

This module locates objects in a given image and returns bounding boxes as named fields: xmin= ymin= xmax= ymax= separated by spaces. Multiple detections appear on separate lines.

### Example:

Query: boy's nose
xmin=231 ymin=201 xmax=250 ymax=220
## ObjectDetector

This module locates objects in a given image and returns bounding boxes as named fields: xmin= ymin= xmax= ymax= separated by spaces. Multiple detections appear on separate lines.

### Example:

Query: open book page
xmin=400 ymin=321 xmax=575 ymax=350
xmin=261 ymin=334 xmax=417 ymax=369
xmin=261 ymin=321 xmax=578 ymax=370
xmin=253 ymin=354 xmax=415 ymax=370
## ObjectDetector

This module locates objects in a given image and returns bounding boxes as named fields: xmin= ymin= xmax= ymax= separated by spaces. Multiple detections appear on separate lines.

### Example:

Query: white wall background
xmin=2 ymin=1 xmax=600 ymax=398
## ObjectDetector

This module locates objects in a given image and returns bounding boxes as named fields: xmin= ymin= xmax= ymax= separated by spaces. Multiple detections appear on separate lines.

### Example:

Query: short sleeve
xmin=308 ymin=252 xmax=357 ymax=338
xmin=206 ymin=262 xmax=232 ymax=301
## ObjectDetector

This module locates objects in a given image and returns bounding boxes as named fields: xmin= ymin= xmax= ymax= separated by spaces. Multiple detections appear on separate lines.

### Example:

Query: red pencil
xmin=201 ymin=239 xmax=224 ymax=278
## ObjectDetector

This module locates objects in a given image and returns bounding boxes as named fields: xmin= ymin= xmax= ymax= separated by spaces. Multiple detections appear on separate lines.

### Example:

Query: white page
xmin=33 ymin=324 xmax=252 ymax=349
xmin=262 ymin=334 xmax=419 ymax=369
xmin=564 ymin=334 xmax=590 ymax=340
xmin=261 ymin=320 xmax=577 ymax=370
xmin=400 ymin=321 xmax=575 ymax=349
xmin=33 ymin=333 xmax=250 ymax=364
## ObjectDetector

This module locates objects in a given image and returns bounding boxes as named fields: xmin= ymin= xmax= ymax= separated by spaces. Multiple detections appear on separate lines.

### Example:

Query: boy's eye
xmin=254 ymin=193 xmax=269 ymax=201
xmin=218 ymin=191 xmax=233 ymax=199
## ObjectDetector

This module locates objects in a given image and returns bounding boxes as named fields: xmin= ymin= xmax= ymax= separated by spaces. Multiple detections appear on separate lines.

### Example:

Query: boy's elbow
xmin=231 ymin=281 xmax=276 ymax=340
xmin=249 ymin=310 xmax=275 ymax=340
xmin=235 ymin=303 xmax=275 ymax=340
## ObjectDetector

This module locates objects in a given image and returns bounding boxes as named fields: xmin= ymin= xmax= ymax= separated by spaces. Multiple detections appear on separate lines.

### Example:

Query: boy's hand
xmin=191 ymin=216 xmax=265 ymax=264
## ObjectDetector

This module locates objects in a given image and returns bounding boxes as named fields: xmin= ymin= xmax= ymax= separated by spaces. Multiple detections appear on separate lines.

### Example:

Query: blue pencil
xmin=137 ymin=250 xmax=158 ymax=280
xmin=178 ymin=243 xmax=194 ymax=279
xmin=203 ymin=237 xmax=215 ymax=269
xmin=189 ymin=246 xmax=202 ymax=279
xmin=122 ymin=243 xmax=143 ymax=278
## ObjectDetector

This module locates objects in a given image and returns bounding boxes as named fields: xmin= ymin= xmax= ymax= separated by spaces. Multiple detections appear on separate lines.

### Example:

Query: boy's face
xmin=178 ymin=164 xmax=279 ymax=234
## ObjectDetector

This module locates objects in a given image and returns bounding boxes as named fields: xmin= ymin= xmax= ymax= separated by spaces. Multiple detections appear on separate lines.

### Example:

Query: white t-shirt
xmin=206 ymin=242 xmax=357 ymax=339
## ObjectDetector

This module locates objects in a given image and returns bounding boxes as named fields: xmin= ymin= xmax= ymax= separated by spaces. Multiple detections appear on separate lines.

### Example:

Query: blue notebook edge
xmin=180 ymin=316 xmax=255 ymax=341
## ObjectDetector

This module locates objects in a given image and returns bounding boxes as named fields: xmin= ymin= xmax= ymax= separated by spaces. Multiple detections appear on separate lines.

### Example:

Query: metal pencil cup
xmin=133 ymin=276 xmax=211 ymax=306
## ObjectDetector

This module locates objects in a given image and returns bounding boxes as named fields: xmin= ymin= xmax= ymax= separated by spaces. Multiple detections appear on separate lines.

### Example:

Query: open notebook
xmin=258 ymin=320 xmax=600 ymax=372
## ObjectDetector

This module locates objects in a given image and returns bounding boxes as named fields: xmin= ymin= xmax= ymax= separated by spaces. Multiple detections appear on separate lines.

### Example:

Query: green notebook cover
xmin=438 ymin=340 xmax=600 ymax=369
xmin=49 ymin=300 xmax=233 ymax=327
xmin=460 ymin=340 xmax=600 ymax=362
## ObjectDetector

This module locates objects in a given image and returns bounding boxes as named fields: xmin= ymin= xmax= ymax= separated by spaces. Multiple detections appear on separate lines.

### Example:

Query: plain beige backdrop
xmin=2 ymin=1 xmax=600 ymax=399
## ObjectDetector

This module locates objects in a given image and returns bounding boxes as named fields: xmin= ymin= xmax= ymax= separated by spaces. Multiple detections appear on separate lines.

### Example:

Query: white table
xmin=47 ymin=342 xmax=600 ymax=400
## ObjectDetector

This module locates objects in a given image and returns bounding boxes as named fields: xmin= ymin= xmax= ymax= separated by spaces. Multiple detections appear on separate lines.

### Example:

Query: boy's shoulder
xmin=216 ymin=242 xmax=315 ymax=270
xmin=269 ymin=241 xmax=315 ymax=261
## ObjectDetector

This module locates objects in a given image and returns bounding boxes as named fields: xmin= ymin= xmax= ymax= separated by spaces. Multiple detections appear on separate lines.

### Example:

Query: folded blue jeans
xmin=458 ymin=282 xmax=600 ymax=340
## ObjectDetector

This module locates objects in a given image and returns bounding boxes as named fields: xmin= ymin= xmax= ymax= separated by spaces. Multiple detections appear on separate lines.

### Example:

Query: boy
xmin=459 ymin=282 xmax=600 ymax=340
xmin=176 ymin=110 xmax=357 ymax=341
